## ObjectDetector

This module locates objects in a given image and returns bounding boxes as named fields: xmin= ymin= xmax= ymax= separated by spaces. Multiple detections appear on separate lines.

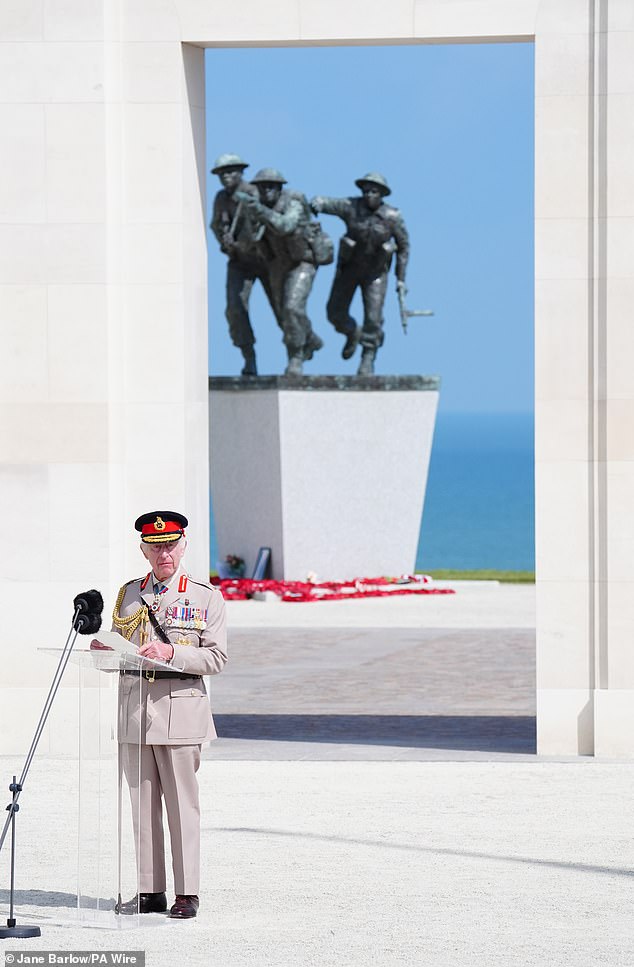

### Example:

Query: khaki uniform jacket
xmin=114 ymin=567 xmax=228 ymax=746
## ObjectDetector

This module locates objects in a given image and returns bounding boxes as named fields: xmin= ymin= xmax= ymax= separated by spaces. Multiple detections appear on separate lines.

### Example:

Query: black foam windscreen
xmin=73 ymin=589 xmax=104 ymax=616
xmin=75 ymin=612 xmax=103 ymax=635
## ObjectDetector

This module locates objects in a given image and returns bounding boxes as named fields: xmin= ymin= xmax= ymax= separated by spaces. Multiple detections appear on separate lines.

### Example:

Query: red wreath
xmin=212 ymin=574 xmax=455 ymax=603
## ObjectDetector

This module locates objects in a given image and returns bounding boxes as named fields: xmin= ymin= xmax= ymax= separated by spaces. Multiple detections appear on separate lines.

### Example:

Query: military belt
xmin=121 ymin=670 xmax=201 ymax=681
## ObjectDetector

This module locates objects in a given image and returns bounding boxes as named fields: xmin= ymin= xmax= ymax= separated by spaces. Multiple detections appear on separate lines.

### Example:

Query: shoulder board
xmin=118 ymin=577 xmax=141 ymax=594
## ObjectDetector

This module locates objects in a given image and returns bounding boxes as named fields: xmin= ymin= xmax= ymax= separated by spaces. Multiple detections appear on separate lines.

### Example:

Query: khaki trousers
xmin=121 ymin=743 xmax=201 ymax=896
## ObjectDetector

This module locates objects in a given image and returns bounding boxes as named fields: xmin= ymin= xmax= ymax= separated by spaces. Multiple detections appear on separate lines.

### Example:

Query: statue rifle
xmin=397 ymin=285 xmax=434 ymax=335
xmin=226 ymin=200 xmax=243 ymax=243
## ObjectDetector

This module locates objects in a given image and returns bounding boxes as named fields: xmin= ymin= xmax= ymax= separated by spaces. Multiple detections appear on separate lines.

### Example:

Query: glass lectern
xmin=36 ymin=645 xmax=179 ymax=930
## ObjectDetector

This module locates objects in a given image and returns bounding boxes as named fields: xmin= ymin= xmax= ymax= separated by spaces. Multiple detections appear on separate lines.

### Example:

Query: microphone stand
xmin=0 ymin=606 xmax=89 ymax=939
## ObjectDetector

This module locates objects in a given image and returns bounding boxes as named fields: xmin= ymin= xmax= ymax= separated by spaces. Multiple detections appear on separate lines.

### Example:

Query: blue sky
xmin=205 ymin=43 xmax=534 ymax=414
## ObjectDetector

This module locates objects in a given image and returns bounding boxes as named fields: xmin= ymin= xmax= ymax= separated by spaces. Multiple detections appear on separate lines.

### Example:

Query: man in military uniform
xmin=210 ymin=153 xmax=273 ymax=376
xmin=311 ymin=173 xmax=410 ymax=375
xmin=113 ymin=511 xmax=227 ymax=920
xmin=237 ymin=168 xmax=324 ymax=377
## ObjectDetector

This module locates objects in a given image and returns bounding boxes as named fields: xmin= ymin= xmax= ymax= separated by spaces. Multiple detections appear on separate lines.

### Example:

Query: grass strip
xmin=420 ymin=569 xmax=535 ymax=583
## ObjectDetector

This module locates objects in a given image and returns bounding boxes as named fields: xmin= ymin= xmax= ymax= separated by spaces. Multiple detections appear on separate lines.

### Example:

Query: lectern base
xmin=0 ymin=922 xmax=41 ymax=938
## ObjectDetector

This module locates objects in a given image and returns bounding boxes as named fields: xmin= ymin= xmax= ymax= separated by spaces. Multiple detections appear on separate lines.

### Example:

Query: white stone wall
xmin=534 ymin=1 xmax=634 ymax=755
xmin=0 ymin=3 xmax=208 ymax=752
xmin=591 ymin=3 xmax=634 ymax=755
xmin=2 ymin=0 xmax=633 ymax=754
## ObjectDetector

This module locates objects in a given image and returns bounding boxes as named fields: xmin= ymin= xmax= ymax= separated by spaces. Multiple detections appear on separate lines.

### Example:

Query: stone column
xmin=535 ymin=1 xmax=634 ymax=754
xmin=593 ymin=2 xmax=634 ymax=755
xmin=0 ymin=4 xmax=208 ymax=754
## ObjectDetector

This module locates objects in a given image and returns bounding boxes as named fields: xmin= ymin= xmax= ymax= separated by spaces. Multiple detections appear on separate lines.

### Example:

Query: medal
xmin=151 ymin=581 xmax=168 ymax=614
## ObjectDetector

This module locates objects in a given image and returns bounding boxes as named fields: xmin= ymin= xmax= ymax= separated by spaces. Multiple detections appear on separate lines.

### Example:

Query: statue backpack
xmin=305 ymin=219 xmax=334 ymax=265
xmin=297 ymin=193 xmax=334 ymax=265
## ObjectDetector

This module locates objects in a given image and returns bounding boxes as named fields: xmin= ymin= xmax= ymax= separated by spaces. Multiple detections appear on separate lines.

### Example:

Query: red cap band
xmin=140 ymin=516 xmax=185 ymax=543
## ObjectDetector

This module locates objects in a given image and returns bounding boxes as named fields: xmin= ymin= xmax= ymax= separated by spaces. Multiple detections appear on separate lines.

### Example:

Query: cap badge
xmin=155 ymin=516 xmax=166 ymax=531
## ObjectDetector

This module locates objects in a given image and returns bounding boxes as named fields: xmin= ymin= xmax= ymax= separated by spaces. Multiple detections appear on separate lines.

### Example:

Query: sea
xmin=416 ymin=411 xmax=534 ymax=572
xmin=210 ymin=411 xmax=535 ymax=574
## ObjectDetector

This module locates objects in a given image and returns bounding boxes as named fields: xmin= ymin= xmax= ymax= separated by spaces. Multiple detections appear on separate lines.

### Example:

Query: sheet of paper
xmin=90 ymin=630 xmax=135 ymax=653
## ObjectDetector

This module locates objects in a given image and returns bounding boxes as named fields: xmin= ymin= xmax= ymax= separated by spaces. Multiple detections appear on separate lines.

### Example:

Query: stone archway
xmin=1 ymin=0 xmax=630 ymax=755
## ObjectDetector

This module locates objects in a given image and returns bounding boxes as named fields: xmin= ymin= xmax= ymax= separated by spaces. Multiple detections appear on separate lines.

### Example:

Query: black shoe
xmin=357 ymin=350 xmax=376 ymax=376
xmin=116 ymin=892 xmax=167 ymax=915
xmin=303 ymin=333 xmax=324 ymax=361
xmin=169 ymin=895 xmax=199 ymax=919
xmin=241 ymin=352 xmax=257 ymax=377
xmin=342 ymin=327 xmax=361 ymax=360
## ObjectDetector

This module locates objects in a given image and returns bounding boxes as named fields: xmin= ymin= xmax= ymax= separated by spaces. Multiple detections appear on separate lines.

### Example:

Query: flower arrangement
xmin=223 ymin=554 xmax=245 ymax=578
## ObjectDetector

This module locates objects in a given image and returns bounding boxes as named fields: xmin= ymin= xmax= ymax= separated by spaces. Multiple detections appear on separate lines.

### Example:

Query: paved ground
xmin=3 ymin=583 xmax=634 ymax=966
xmin=224 ymin=580 xmax=535 ymax=629
xmin=213 ymin=581 xmax=535 ymax=760
xmin=2 ymin=761 xmax=634 ymax=966
xmin=209 ymin=626 xmax=535 ymax=759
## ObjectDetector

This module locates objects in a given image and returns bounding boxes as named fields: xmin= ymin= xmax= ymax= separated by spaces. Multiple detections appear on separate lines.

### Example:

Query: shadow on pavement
xmin=215 ymin=714 xmax=536 ymax=754
xmin=213 ymin=826 xmax=634 ymax=880
xmin=0 ymin=889 xmax=77 ymax=908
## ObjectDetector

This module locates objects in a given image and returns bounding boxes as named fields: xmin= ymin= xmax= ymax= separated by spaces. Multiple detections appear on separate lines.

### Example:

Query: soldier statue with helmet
xmin=210 ymin=153 xmax=276 ymax=377
xmin=236 ymin=168 xmax=329 ymax=377
xmin=311 ymin=173 xmax=410 ymax=375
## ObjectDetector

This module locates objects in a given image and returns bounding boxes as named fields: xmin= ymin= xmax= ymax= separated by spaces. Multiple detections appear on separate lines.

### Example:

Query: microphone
xmin=72 ymin=589 xmax=104 ymax=633
xmin=73 ymin=590 xmax=104 ymax=616
xmin=75 ymin=612 xmax=103 ymax=635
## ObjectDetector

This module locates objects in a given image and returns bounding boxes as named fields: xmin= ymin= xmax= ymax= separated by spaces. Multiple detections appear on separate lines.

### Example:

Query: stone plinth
xmin=209 ymin=375 xmax=439 ymax=581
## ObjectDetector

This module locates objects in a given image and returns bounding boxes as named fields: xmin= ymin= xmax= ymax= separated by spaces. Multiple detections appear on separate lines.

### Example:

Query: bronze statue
xmin=311 ymin=173 xmax=410 ymax=375
xmin=236 ymin=168 xmax=327 ymax=377
xmin=210 ymin=153 xmax=275 ymax=377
